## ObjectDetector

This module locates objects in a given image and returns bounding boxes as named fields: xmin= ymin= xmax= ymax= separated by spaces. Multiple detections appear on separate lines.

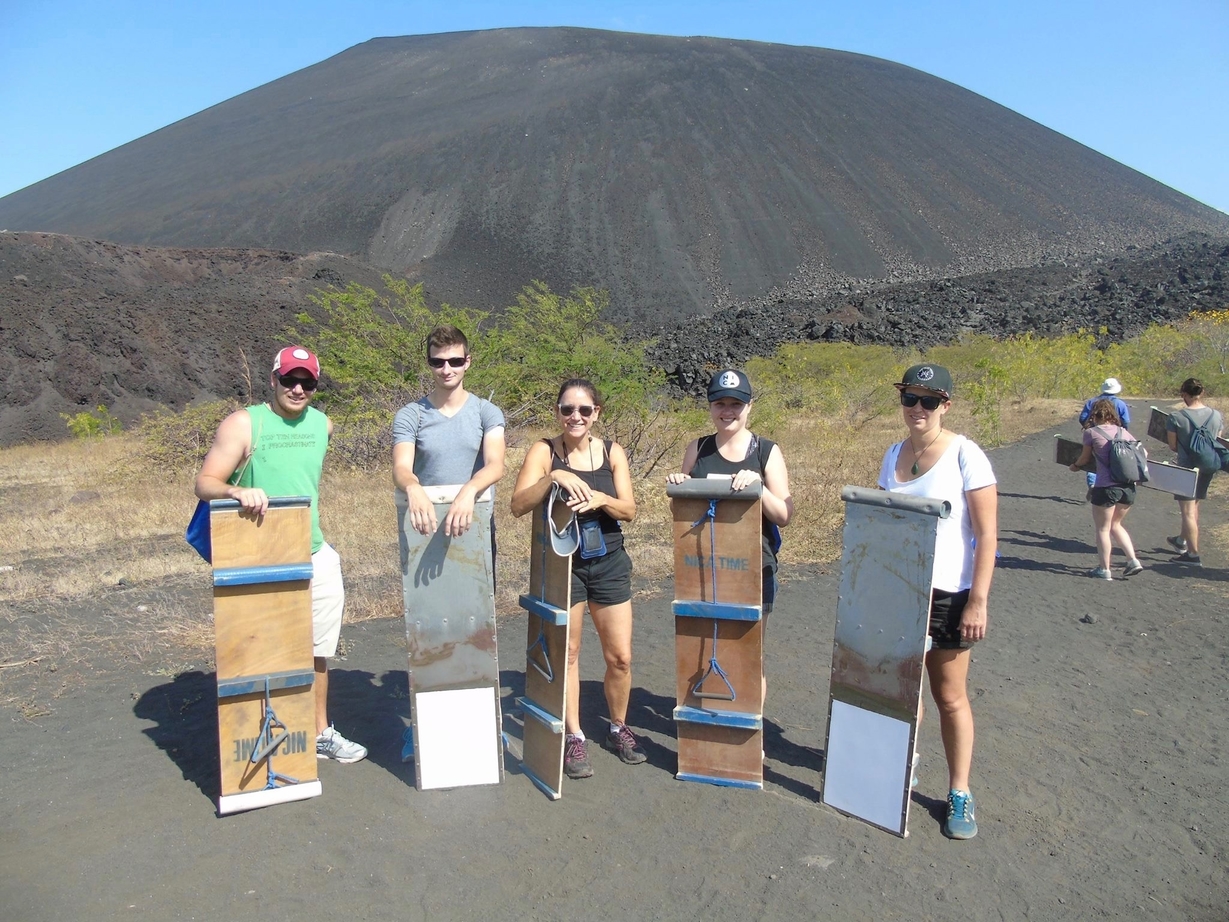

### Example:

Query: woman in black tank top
xmin=511 ymin=378 xmax=645 ymax=778
xmin=667 ymin=370 xmax=793 ymax=702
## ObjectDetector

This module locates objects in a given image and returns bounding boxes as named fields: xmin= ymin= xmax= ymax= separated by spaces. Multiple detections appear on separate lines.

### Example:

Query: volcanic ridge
xmin=1 ymin=27 xmax=1227 ymax=442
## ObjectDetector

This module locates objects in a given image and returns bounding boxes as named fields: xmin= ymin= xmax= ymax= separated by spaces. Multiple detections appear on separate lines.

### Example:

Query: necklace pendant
xmin=911 ymin=461 xmax=920 ymax=476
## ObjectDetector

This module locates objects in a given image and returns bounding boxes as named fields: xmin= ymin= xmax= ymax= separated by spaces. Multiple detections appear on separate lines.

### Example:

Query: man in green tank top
xmin=196 ymin=346 xmax=367 ymax=764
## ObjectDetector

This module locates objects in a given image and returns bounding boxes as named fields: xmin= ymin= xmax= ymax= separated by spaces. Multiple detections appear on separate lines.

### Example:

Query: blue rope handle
xmin=690 ymin=499 xmax=720 ymax=603
xmin=251 ymin=677 xmax=301 ymax=789
xmin=526 ymin=627 xmax=554 ymax=683
xmin=692 ymin=620 xmax=737 ymax=701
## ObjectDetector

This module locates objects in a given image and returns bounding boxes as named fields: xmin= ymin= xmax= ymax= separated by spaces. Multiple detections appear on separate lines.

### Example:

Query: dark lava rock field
xmin=653 ymin=234 xmax=1229 ymax=393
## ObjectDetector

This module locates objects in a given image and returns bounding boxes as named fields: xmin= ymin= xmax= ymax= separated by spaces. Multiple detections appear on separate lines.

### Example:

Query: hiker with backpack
xmin=1165 ymin=378 xmax=1224 ymax=566
xmin=1069 ymin=398 xmax=1146 ymax=580
xmin=1079 ymin=378 xmax=1131 ymax=500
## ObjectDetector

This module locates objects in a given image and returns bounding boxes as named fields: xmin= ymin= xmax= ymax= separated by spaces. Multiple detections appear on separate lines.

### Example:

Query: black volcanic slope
xmin=1 ymin=27 xmax=1225 ymax=325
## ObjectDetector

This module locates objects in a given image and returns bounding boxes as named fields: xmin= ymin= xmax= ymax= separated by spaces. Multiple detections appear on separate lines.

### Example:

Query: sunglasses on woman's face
xmin=900 ymin=392 xmax=945 ymax=410
xmin=558 ymin=404 xmax=596 ymax=418
xmin=427 ymin=355 xmax=468 ymax=368
xmin=277 ymin=374 xmax=318 ymax=391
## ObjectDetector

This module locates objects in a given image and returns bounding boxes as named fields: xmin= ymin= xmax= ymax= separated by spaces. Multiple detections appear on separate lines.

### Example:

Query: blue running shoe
xmin=942 ymin=789 xmax=978 ymax=839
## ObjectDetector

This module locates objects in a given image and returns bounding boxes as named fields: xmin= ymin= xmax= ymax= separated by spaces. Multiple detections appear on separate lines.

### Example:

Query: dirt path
xmin=2 ymin=404 xmax=1226 ymax=921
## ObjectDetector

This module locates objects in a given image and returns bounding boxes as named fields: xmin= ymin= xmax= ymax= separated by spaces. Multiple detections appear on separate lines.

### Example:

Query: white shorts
xmin=311 ymin=543 xmax=345 ymax=657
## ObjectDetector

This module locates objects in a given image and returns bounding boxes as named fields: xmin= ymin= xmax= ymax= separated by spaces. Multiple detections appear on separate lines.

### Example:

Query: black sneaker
xmin=603 ymin=724 xmax=647 ymax=765
xmin=1167 ymin=535 xmax=1188 ymax=553
xmin=1175 ymin=551 xmax=1202 ymax=566
xmin=564 ymin=735 xmax=593 ymax=779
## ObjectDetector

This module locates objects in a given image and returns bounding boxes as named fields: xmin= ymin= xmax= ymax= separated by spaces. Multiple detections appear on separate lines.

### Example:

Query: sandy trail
xmin=2 ymin=405 xmax=1226 ymax=921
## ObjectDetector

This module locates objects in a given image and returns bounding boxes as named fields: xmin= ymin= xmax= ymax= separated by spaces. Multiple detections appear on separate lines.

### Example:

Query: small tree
xmin=61 ymin=405 xmax=122 ymax=440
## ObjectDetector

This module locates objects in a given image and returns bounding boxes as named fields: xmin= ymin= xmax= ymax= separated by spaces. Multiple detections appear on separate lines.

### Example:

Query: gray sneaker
xmin=316 ymin=726 xmax=367 ymax=763
xmin=564 ymin=735 xmax=593 ymax=779
xmin=1089 ymin=567 xmax=1113 ymax=580
xmin=1122 ymin=559 xmax=1144 ymax=578
xmin=603 ymin=724 xmax=647 ymax=765
xmin=1167 ymin=535 xmax=1188 ymax=553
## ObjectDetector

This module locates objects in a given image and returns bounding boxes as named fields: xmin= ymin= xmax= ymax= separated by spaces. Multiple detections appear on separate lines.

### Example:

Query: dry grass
xmin=0 ymin=397 xmax=1085 ymax=673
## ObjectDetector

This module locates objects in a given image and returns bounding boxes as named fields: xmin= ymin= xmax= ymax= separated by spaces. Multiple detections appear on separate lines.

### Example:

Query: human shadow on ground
xmin=327 ymin=668 xmax=415 ymax=785
xmin=999 ymin=528 xmax=1090 ymax=556
xmin=997 ymin=490 xmax=1084 ymax=506
xmin=133 ymin=670 xmax=220 ymax=803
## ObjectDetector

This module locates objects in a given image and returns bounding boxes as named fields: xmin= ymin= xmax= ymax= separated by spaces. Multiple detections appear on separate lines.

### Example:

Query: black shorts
xmin=762 ymin=566 xmax=777 ymax=614
xmin=571 ymin=545 xmax=632 ymax=606
xmin=1175 ymin=467 xmax=1214 ymax=502
xmin=1090 ymin=484 xmax=1135 ymax=507
xmin=929 ymin=588 xmax=973 ymax=650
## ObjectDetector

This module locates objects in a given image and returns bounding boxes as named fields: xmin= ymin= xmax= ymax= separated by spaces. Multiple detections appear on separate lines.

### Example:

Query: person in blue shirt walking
xmin=1079 ymin=378 xmax=1131 ymax=498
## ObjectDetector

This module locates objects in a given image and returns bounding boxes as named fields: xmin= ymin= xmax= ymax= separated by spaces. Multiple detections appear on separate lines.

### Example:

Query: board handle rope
xmin=250 ymin=677 xmax=301 ymax=789
xmin=688 ymin=499 xmax=737 ymax=701
xmin=526 ymin=627 xmax=554 ymax=682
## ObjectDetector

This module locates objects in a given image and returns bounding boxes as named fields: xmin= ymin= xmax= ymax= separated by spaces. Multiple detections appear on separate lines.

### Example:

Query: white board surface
xmin=823 ymin=699 xmax=912 ymax=834
xmin=415 ymin=687 xmax=501 ymax=789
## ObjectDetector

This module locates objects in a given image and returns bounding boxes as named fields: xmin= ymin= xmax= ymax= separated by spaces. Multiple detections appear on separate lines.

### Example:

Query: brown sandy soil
xmin=2 ymin=405 xmax=1226 ymax=921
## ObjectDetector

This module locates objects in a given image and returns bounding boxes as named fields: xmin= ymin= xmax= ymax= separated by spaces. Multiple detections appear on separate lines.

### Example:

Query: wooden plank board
xmin=675 ymin=619 xmax=762 ymax=716
xmin=518 ymin=501 xmax=571 ymax=798
xmin=676 ymin=723 xmax=763 ymax=788
xmin=214 ymin=582 xmax=313 ymax=680
xmin=398 ymin=488 xmax=502 ymax=790
xmin=218 ymin=686 xmax=317 ymax=796
xmin=672 ymin=490 xmax=763 ymax=788
xmin=210 ymin=505 xmax=312 ymax=569
xmin=211 ymin=499 xmax=318 ymax=811
xmin=671 ymin=495 xmax=762 ymax=605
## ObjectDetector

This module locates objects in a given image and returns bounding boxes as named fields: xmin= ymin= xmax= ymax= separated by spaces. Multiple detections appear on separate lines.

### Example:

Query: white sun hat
xmin=546 ymin=482 xmax=580 ymax=556
xmin=1100 ymin=378 xmax=1122 ymax=395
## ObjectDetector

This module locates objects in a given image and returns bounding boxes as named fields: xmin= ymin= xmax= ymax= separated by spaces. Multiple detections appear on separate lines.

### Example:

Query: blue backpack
xmin=1182 ymin=410 xmax=1229 ymax=473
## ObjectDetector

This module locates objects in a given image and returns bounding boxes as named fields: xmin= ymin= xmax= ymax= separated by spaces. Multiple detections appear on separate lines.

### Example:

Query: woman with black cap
xmin=880 ymin=363 xmax=997 ymax=840
xmin=667 ymin=369 xmax=793 ymax=703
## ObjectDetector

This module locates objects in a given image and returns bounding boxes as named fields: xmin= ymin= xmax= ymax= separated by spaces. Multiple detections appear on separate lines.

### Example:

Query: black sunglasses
xmin=900 ymin=392 xmax=945 ymax=410
xmin=558 ymin=404 xmax=596 ymax=418
xmin=427 ymin=355 xmax=468 ymax=368
xmin=277 ymin=374 xmax=318 ymax=391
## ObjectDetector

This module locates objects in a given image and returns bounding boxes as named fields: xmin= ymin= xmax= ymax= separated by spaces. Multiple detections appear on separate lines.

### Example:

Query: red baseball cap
xmin=272 ymin=346 xmax=321 ymax=378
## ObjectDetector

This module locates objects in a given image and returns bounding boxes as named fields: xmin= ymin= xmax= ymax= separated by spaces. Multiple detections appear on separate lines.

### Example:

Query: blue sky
xmin=2 ymin=0 xmax=1226 ymax=212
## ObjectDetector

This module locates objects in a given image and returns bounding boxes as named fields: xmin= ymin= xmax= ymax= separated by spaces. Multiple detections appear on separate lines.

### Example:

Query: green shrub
xmin=136 ymin=399 xmax=241 ymax=469
xmin=61 ymin=406 xmax=122 ymax=440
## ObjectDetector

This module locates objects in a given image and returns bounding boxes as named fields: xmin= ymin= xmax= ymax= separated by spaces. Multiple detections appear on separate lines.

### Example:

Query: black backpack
xmin=1093 ymin=426 xmax=1149 ymax=484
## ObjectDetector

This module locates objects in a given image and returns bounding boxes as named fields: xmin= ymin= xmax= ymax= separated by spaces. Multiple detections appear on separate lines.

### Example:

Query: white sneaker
xmin=316 ymin=726 xmax=367 ymax=763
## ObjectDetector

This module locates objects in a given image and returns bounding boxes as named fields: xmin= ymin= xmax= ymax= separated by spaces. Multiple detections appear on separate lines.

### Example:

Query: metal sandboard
xmin=398 ymin=485 xmax=503 ymax=790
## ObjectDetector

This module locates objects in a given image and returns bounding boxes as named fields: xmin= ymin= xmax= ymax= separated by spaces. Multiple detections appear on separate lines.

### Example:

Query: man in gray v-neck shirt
xmin=392 ymin=325 xmax=506 ymax=538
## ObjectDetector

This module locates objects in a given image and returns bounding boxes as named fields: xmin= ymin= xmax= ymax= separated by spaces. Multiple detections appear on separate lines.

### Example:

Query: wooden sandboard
xmin=211 ymin=497 xmax=320 ymax=815
xmin=516 ymin=496 xmax=572 ymax=799
xmin=398 ymin=485 xmax=502 ymax=791
xmin=668 ymin=478 xmax=764 ymax=790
